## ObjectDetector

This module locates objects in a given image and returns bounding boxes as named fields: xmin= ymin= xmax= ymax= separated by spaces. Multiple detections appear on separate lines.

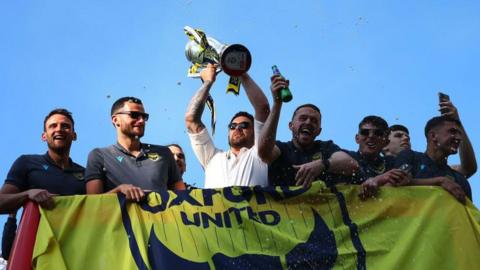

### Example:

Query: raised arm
xmin=454 ymin=125 xmax=477 ymax=178
xmin=440 ymin=101 xmax=477 ymax=178
xmin=258 ymin=75 xmax=287 ymax=163
xmin=185 ymin=64 xmax=217 ymax=134
xmin=240 ymin=73 xmax=270 ymax=122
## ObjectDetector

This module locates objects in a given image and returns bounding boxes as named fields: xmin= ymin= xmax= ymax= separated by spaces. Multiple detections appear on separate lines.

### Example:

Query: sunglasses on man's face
xmin=116 ymin=111 xmax=149 ymax=121
xmin=228 ymin=121 xmax=251 ymax=130
xmin=359 ymin=128 xmax=385 ymax=137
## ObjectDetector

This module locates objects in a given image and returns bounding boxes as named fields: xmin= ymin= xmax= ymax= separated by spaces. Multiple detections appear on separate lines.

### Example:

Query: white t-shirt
xmin=188 ymin=120 xmax=268 ymax=188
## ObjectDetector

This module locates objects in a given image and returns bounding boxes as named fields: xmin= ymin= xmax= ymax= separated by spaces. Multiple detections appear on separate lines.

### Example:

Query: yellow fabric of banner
xmin=32 ymin=183 xmax=480 ymax=269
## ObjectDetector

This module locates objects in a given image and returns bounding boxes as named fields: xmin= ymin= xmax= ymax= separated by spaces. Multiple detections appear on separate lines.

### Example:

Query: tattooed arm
xmin=185 ymin=64 xmax=217 ymax=134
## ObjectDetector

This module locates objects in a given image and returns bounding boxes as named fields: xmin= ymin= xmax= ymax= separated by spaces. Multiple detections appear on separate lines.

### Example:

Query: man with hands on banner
xmin=0 ymin=108 xmax=86 ymax=260
xmin=395 ymin=98 xmax=476 ymax=204
xmin=344 ymin=116 xmax=411 ymax=199
xmin=185 ymin=63 xmax=270 ymax=188
xmin=85 ymin=97 xmax=184 ymax=201
xmin=258 ymin=75 xmax=358 ymax=188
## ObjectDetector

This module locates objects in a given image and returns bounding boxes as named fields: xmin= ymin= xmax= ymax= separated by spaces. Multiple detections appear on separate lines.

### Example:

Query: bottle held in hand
xmin=271 ymin=65 xmax=293 ymax=102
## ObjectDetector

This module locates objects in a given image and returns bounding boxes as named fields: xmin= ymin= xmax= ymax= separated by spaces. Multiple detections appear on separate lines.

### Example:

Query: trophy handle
xmin=184 ymin=26 xmax=201 ymax=43
xmin=184 ymin=26 xmax=209 ymax=49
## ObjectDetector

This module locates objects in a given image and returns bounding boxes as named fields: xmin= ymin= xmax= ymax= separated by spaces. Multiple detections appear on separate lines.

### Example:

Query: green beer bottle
xmin=271 ymin=65 xmax=293 ymax=102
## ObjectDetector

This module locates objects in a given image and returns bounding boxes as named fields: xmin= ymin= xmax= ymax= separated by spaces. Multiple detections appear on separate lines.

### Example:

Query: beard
xmin=229 ymin=136 xmax=248 ymax=148
xmin=124 ymin=126 xmax=144 ymax=139
xmin=47 ymin=140 xmax=71 ymax=155
xmin=228 ymin=134 xmax=253 ymax=149
xmin=293 ymin=132 xmax=315 ymax=148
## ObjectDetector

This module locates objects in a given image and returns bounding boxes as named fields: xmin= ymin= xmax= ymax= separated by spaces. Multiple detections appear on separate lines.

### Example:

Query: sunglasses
xmin=228 ymin=121 xmax=251 ymax=130
xmin=359 ymin=128 xmax=385 ymax=137
xmin=116 ymin=111 xmax=149 ymax=121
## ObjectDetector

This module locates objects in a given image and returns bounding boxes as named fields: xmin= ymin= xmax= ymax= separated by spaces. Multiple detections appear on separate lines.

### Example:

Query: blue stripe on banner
xmin=330 ymin=186 xmax=366 ymax=270
xmin=118 ymin=194 xmax=149 ymax=270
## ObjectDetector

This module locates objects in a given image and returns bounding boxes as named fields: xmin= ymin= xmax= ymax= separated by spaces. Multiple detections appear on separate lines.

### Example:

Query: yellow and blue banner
xmin=32 ymin=183 xmax=480 ymax=269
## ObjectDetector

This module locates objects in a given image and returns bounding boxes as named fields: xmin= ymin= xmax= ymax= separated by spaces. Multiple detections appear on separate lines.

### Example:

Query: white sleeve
xmin=253 ymin=119 xmax=265 ymax=145
xmin=188 ymin=128 xmax=221 ymax=168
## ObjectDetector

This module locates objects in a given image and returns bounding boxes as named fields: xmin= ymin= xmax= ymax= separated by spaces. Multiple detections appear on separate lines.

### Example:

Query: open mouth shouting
xmin=298 ymin=125 xmax=315 ymax=139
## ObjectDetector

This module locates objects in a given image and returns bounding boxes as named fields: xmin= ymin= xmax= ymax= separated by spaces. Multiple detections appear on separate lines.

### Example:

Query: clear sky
xmin=1 ymin=1 xmax=479 ymax=229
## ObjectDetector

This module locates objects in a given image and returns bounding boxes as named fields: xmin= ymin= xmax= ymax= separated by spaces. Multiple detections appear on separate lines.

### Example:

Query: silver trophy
xmin=184 ymin=26 xmax=252 ymax=94
xmin=184 ymin=26 xmax=252 ymax=135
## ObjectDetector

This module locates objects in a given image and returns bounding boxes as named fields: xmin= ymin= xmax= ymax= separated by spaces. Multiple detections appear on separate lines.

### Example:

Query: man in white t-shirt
xmin=185 ymin=64 xmax=270 ymax=188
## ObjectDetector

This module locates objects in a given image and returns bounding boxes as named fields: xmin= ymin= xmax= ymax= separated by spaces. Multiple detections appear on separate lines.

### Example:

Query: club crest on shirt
xmin=42 ymin=164 xmax=49 ymax=171
xmin=312 ymin=152 xmax=323 ymax=160
xmin=72 ymin=172 xmax=84 ymax=181
xmin=147 ymin=153 xmax=160 ymax=161
xmin=116 ymin=156 xmax=124 ymax=162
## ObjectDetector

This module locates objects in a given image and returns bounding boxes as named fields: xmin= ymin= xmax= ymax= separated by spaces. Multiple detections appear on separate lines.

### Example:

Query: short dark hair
xmin=111 ymin=97 xmax=143 ymax=116
xmin=43 ymin=108 xmax=75 ymax=131
xmin=358 ymin=115 xmax=389 ymax=133
xmin=424 ymin=115 xmax=461 ymax=138
xmin=292 ymin=104 xmax=321 ymax=120
xmin=389 ymin=124 xmax=409 ymax=135
xmin=229 ymin=111 xmax=254 ymax=125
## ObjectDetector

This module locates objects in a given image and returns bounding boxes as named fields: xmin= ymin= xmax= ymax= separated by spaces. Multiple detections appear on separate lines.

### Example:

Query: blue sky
xmin=1 ymin=1 xmax=479 ymax=229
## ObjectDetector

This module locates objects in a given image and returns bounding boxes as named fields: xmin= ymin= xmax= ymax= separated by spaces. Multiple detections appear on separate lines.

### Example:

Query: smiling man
xmin=396 ymin=115 xmax=472 ymax=204
xmin=0 ymin=108 xmax=86 ymax=260
xmin=0 ymin=108 xmax=85 ymax=213
xmin=186 ymin=64 xmax=270 ymax=188
xmin=258 ymin=75 xmax=357 ymax=188
xmin=85 ymin=97 xmax=182 ymax=201
xmin=344 ymin=116 xmax=410 ymax=198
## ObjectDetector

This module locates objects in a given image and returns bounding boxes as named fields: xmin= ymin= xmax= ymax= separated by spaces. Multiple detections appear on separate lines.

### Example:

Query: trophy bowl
xmin=220 ymin=44 xmax=252 ymax=77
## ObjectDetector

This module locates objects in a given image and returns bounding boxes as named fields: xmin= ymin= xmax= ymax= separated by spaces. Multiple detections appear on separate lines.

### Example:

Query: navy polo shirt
xmin=4 ymin=153 xmax=86 ymax=195
xmin=85 ymin=143 xmax=180 ymax=192
xmin=343 ymin=150 xmax=396 ymax=184
xmin=395 ymin=150 xmax=472 ymax=200
xmin=268 ymin=140 xmax=341 ymax=186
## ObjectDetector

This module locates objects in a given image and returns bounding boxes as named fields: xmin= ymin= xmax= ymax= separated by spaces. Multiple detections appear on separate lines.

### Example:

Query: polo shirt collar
xmin=114 ymin=142 xmax=148 ymax=158
xmin=42 ymin=152 xmax=78 ymax=171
